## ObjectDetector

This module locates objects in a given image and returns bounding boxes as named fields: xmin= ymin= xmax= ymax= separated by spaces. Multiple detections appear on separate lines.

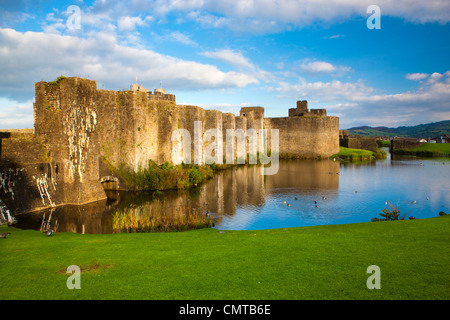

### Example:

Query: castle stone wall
xmin=0 ymin=131 xmax=63 ymax=214
xmin=338 ymin=131 xmax=378 ymax=151
xmin=1 ymin=77 xmax=340 ymax=215
xmin=265 ymin=116 xmax=340 ymax=158
xmin=391 ymin=138 xmax=426 ymax=152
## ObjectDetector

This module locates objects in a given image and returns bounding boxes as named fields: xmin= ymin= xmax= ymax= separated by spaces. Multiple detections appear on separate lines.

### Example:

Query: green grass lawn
xmin=396 ymin=143 xmax=450 ymax=157
xmin=1 ymin=216 xmax=449 ymax=300
xmin=331 ymin=147 xmax=385 ymax=160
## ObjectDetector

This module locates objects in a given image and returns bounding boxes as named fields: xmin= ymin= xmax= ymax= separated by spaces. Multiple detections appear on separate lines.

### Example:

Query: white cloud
xmin=1 ymin=0 xmax=449 ymax=129
xmin=0 ymin=98 xmax=34 ymax=129
xmin=406 ymin=73 xmax=429 ymax=81
xmin=41 ymin=10 xmax=66 ymax=34
xmin=201 ymin=49 xmax=255 ymax=70
xmin=186 ymin=11 xmax=228 ymax=28
xmin=301 ymin=60 xmax=337 ymax=73
xmin=162 ymin=31 xmax=197 ymax=46
xmin=117 ymin=15 xmax=153 ymax=32
xmin=0 ymin=0 xmax=37 ymax=27
xmin=33 ymin=0 xmax=450 ymax=37
xmin=275 ymin=78 xmax=373 ymax=101
xmin=426 ymin=72 xmax=444 ymax=84
xmin=201 ymin=49 xmax=276 ymax=84
xmin=148 ymin=0 xmax=450 ymax=32
xmin=0 ymin=28 xmax=258 ymax=104
xmin=273 ymin=71 xmax=450 ymax=128
xmin=322 ymin=34 xmax=345 ymax=40
xmin=364 ymin=72 xmax=450 ymax=106
xmin=36 ymin=0 xmax=447 ymax=37
xmin=298 ymin=59 xmax=352 ymax=75
xmin=277 ymin=71 xmax=450 ymax=108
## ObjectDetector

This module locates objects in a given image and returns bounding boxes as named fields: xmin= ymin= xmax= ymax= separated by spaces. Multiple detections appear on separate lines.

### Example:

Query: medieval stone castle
xmin=0 ymin=77 xmax=339 ymax=217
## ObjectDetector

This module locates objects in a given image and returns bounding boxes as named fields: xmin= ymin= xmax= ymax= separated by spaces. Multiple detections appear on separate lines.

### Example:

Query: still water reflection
xmin=14 ymin=152 xmax=450 ymax=233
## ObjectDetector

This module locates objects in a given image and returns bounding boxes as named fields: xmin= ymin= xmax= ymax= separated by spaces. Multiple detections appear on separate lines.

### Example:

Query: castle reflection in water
xmin=14 ymin=160 xmax=340 ymax=234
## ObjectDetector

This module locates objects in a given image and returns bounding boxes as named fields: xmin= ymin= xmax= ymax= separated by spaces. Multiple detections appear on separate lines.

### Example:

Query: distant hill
xmin=347 ymin=120 xmax=450 ymax=139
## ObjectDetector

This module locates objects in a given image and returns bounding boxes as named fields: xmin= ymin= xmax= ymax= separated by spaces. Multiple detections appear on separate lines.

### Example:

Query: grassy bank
xmin=104 ymin=157 xmax=276 ymax=191
xmin=331 ymin=147 xmax=386 ymax=161
xmin=1 ymin=216 xmax=449 ymax=300
xmin=395 ymin=143 xmax=450 ymax=157
xmin=107 ymin=160 xmax=226 ymax=191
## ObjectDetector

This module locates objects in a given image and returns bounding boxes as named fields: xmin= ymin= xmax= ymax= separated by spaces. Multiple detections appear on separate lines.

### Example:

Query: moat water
xmin=13 ymin=150 xmax=450 ymax=233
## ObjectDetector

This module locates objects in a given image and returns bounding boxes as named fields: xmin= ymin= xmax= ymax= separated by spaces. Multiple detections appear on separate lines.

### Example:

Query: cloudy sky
xmin=0 ymin=0 xmax=449 ymax=129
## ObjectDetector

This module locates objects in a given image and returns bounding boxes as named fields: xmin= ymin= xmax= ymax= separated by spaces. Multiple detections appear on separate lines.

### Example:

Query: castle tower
xmin=288 ymin=100 xmax=326 ymax=117
xmin=296 ymin=100 xmax=308 ymax=114
xmin=34 ymin=77 xmax=106 ymax=205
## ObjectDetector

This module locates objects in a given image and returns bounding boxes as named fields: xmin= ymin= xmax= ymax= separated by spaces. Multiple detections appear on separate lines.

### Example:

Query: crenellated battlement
xmin=130 ymin=83 xmax=176 ymax=102
xmin=289 ymin=100 xmax=327 ymax=117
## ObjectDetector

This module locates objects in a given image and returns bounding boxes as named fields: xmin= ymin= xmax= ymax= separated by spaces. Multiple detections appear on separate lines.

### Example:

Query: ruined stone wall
xmin=149 ymin=92 xmax=176 ymax=102
xmin=1 ymin=77 xmax=340 ymax=215
xmin=36 ymin=78 xmax=106 ymax=205
xmin=222 ymin=113 xmax=236 ymax=162
xmin=391 ymin=138 xmax=426 ymax=152
xmin=340 ymin=136 xmax=378 ymax=151
xmin=97 ymin=90 xmax=146 ymax=170
xmin=0 ymin=130 xmax=65 ymax=214
xmin=174 ymin=105 xmax=205 ymax=164
xmin=339 ymin=130 xmax=379 ymax=151
xmin=264 ymin=116 xmax=340 ymax=158
xmin=170 ymin=105 xmax=225 ymax=165
xmin=2 ymin=78 xmax=107 ymax=215
xmin=94 ymin=89 xmax=177 ymax=190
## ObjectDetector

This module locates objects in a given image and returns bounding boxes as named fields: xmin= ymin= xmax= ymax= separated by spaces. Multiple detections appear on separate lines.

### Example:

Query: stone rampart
xmin=339 ymin=130 xmax=378 ymax=151
xmin=391 ymin=137 xmax=426 ymax=152
xmin=0 ymin=77 xmax=340 ymax=215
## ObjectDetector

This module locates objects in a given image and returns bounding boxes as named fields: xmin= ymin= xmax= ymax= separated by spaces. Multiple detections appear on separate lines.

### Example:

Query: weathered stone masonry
xmin=339 ymin=130 xmax=378 ymax=151
xmin=0 ymin=77 xmax=339 ymax=216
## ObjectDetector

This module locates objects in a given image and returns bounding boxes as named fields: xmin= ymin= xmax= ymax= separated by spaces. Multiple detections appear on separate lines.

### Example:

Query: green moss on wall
xmin=48 ymin=75 xmax=67 ymax=86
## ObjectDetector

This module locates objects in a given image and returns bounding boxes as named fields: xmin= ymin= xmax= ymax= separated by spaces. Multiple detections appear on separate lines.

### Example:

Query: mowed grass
xmin=0 ymin=216 xmax=449 ymax=300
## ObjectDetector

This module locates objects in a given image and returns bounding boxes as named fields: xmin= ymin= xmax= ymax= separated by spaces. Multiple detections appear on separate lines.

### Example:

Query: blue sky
xmin=1 ymin=0 xmax=449 ymax=129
